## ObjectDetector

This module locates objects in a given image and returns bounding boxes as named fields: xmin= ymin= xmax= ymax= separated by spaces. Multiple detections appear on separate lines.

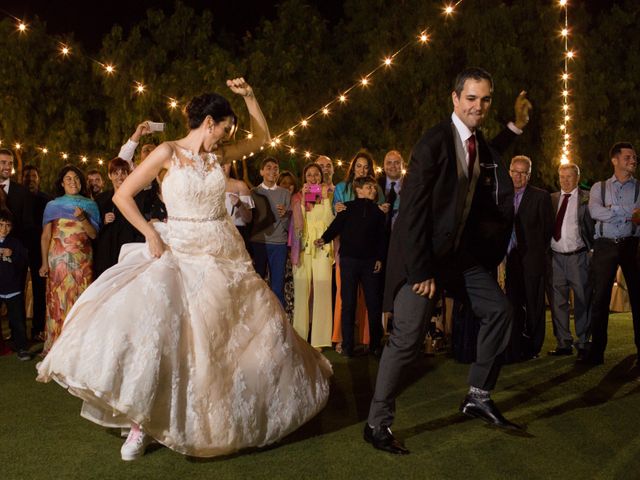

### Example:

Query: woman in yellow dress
xmin=292 ymin=162 xmax=334 ymax=349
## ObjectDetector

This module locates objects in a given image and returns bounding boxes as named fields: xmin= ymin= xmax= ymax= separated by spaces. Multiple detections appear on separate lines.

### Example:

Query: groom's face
xmin=452 ymin=79 xmax=493 ymax=131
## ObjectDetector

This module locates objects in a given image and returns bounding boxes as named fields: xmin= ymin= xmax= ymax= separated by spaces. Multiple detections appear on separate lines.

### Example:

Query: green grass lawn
xmin=2 ymin=313 xmax=640 ymax=480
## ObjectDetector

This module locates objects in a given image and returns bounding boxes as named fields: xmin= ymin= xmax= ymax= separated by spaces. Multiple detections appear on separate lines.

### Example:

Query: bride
xmin=37 ymin=78 xmax=332 ymax=461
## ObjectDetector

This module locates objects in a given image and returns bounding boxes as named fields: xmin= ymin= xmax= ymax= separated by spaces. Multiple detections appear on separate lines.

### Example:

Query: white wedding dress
xmin=37 ymin=146 xmax=332 ymax=457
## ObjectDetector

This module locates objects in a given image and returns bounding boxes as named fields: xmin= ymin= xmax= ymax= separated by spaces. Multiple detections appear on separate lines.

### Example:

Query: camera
xmin=304 ymin=184 xmax=322 ymax=203
xmin=148 ymin=122 xmax=165 ymax=133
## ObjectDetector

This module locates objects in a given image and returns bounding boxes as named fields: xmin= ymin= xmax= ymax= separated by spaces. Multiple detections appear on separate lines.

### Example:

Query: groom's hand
xmin=514 ymin=91 xmax=532 ymax=129
xmin=412 ymin=278 xmax=436 ymax=299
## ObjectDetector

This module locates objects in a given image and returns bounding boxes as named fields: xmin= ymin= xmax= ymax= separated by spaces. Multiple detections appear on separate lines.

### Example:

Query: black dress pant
xmin=3 ymin=294 xmax=28 ymax=351
xmin=590 ymin=237 xmax=640 ymax=360
xmin=505 ymin=250 xmax=547 ymax=361
xmin=340 ymin=256 xmax=383 ymax=354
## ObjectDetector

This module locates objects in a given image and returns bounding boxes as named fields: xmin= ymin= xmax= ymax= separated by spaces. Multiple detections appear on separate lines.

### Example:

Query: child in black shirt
xmin=316 ymin=176 xmax=386 ymax=357
xmin=0 ymin=209 xmax=31 ymax=360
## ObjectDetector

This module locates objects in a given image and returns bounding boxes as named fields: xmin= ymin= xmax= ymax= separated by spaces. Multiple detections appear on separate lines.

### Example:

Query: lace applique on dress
xmin=171 ymin=145 xmax=219 ymax=178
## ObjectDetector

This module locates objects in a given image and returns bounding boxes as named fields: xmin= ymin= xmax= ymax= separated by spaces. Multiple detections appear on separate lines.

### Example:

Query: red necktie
xmin=467 ymin=134 xmax=477 ymax=177
xmin=553 ymin=193 xmax=571 ymax=241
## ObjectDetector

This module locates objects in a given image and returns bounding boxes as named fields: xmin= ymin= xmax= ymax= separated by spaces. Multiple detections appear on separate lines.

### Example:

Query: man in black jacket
xmin=504 ymin=155 xmax=554 ymax=362
xmin=364 ymin=67 xmax=532 ymax=454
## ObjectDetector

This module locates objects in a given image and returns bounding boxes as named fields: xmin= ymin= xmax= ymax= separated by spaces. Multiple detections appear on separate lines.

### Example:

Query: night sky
xmin=0 ymin=0 xmax=619 ymax=53
xmin=0 ymin=0 xmax=344 ymax=52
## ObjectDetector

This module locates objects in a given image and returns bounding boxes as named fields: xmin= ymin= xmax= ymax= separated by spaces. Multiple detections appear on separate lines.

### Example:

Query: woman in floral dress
xmin=39 ymin=165 xmax=100 ymax=355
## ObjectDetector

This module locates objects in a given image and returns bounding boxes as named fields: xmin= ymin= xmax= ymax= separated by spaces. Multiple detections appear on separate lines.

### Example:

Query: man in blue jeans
xmin=249 ymin=157 xmax=291 ymax=307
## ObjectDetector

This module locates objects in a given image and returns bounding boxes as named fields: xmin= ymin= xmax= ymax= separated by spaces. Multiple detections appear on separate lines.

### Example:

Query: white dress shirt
xmin=551 ymin=187 xmax=585 ymax=253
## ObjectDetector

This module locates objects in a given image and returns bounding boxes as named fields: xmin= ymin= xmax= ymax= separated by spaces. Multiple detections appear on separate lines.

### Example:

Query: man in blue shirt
xmin=586 ymin=142 xmax=640 ymax=365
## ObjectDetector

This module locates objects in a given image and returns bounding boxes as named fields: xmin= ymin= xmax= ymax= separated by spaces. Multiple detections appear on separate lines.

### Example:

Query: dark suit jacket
xmin=551 ymin=189 xmax=594 ymax=251
xmin=6 ymin=180 xmax=34 ymax=243
xmin=512 ymin=185 xmax=554 ymax=276
xmin=384 ymin=119 xmax=516 ymax=308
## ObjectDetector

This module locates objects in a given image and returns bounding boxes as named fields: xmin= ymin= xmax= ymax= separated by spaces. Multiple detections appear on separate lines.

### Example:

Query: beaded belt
xmin=167 ymin=213 xmax=225 ymax=223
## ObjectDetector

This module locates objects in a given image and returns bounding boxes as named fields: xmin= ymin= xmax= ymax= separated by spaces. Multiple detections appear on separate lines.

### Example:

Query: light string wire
xmin=0 ymin=2 xmax=463 ymax=170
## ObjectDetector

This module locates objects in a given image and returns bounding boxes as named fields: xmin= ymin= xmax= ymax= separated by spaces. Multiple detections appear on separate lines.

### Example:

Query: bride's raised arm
xmin=217 ymin=78 xmax=271 ymax=163
xmin=113 ymin=142 xmax=172 ymax=256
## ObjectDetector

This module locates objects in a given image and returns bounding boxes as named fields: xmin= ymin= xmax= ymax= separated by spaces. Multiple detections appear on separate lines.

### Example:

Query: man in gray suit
xmin=363 ymin=67 xmax=531 ymax=454
xmin=548 ymin=163 xmax=594 ymax=360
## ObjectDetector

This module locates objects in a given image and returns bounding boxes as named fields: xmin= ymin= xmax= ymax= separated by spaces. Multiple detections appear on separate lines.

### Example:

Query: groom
xmin=364 ymin=67 xmax=532 ymax=454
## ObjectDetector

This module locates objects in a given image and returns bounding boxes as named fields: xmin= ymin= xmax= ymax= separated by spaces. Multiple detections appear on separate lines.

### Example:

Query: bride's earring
xmin=208 ymin=126 xmax=213 ymax=134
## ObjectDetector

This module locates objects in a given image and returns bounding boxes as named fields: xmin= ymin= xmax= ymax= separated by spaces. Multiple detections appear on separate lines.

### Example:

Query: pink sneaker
xmin=120 ymin=427 xmax=153 ymax=461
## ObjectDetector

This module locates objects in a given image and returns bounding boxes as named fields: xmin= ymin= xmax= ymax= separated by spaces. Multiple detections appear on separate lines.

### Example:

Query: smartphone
xmin=148 ymin=122 xmax=165 ymax=133
xmin=305 ymin=184 xmax=322 ymax=203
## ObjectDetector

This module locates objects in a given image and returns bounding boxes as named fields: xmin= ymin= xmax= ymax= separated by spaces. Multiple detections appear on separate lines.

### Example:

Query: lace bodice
xmin=158 ymin=147 xmax=247 ymax=258
xmin=162 ymin=148 xmax=227 ymax=220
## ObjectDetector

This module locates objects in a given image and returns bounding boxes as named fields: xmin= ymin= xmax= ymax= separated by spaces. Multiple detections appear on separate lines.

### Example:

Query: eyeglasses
xmin=509 ymin=170 xmax=530 ymax=177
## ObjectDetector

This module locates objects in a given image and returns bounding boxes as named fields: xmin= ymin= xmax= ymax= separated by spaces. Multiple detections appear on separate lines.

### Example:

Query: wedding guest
xmin=94 ymin=158 xmax=145 ymax=278
xmin=316 ymin=176 xmax=386 ymax=357
xmin=548 ymin=163 xmax=594 ymax=359
xmin=504 ymin=155 xmax=554 ymax=361
xmin=86 ymin=170 xmax=105 ymax=200
xmin=223 ymin=162 xmax=254 ymax=250
xmin=0 ymin=209 xmax=31 ymax=361
xmin=249 ymin=157 xmax=291 ymax=307
xmin=292 ymin=163 xmax=334 ymax=349
xmin=40 ymin=166 xmax=100 ymax=355
xmin=587 ymin=142 xmax=640 ymax=366
xmin=22 ymin=165 xmax=51 ymax=340
xmin=332 ymin=150 xmax=384 ymax=352
xmin=278 ymin=170 xmax=299 ymax=322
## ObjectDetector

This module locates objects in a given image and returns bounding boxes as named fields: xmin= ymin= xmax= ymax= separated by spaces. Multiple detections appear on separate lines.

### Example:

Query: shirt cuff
xmin=507 ymin=122 xmax=523 ymax=135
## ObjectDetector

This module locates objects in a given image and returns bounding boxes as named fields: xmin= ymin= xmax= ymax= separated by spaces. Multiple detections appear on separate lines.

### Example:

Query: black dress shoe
xmin=576 ymin=348 xmax=588 ymax=361
xmin=459 ymin=395 xmax=521 ymax=430
xmin=548 ymin=347 xmax=573 ymax=356
xmin=363 ymin=424 xmax=409 ymax=454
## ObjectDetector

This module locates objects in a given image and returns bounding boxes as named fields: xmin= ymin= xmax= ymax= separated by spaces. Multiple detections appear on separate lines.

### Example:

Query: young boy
xmin=249 ymin=157 xmax=291 ymax=307
xmin=316 ymin=176 xmax=386 ymax=357
xmin=0 ymin=209 xmax=31 ymax=361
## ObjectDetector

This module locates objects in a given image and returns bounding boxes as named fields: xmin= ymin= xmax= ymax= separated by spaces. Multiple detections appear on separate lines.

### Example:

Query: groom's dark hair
xmin=453 ymin=67 xmax=494 ymax=96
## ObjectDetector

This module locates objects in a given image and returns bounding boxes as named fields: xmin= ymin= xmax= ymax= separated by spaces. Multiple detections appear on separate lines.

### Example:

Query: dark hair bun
xmin=185 ymin=93 xmax=235 ymax=130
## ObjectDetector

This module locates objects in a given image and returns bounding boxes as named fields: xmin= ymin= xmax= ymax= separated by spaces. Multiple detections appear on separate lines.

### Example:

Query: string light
xmin=62 ymin=153 xmax=68 ymax=160
xmin=14 ymin=143 xmax=21 ymax=150
xmin=558 ymin=0 xmax=573 ymax=164
xmin=81 ymin=156 xmax=88 ymax=163
xmin=0 ymin=2 xmax=469 ymax=165
xmin=41 ymin=147 xmax=48 ymax=154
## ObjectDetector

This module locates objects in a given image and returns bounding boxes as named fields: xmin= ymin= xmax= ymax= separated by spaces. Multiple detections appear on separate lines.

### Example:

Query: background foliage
xmin=0 ymin=0 xmax=638 ymax=191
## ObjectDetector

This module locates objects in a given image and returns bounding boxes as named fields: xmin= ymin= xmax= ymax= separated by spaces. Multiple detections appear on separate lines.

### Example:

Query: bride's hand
xmin=146 ymin=230 xmax=167 ymax=258
xmin=226 ymin=78 xmax=253 ymax=98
